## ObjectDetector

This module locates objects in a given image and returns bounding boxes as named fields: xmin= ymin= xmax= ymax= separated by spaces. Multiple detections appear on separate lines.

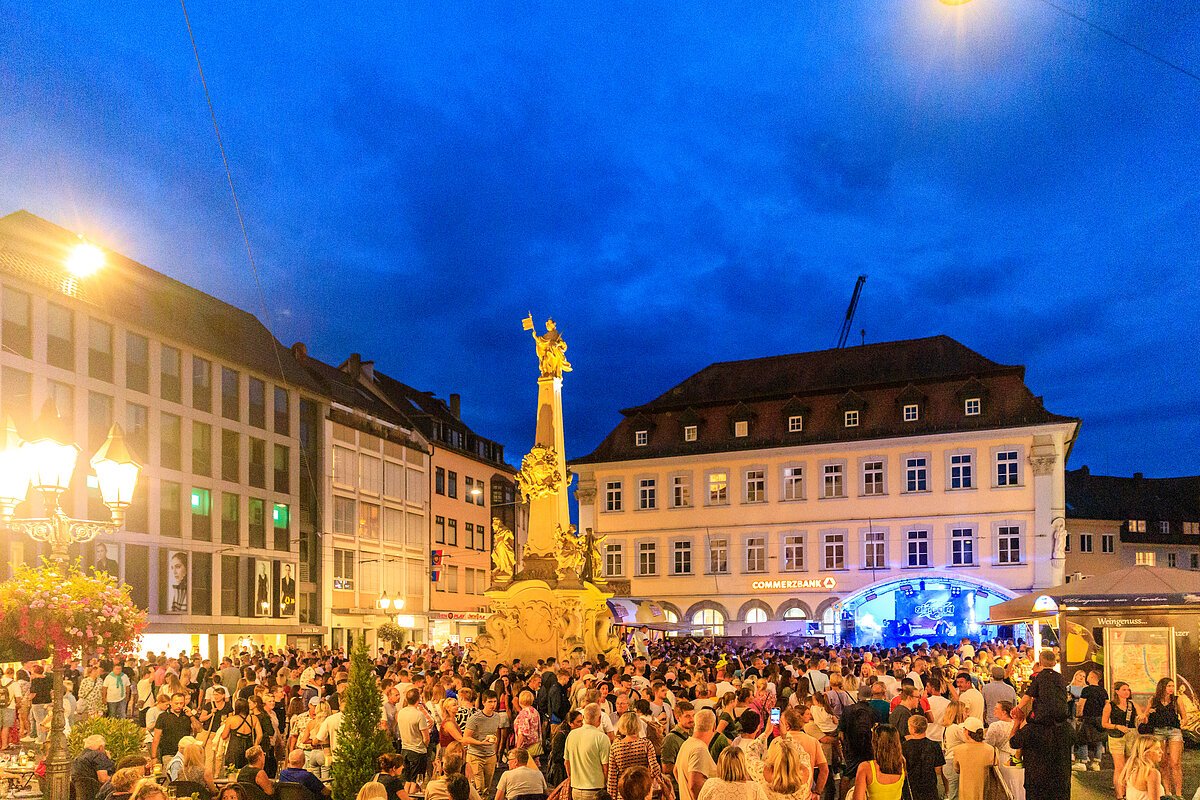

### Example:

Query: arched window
xmin=692 ymin=608 xmax=725 ymax=635
xmin=821 ymin=606 xmax=837 ymax=637
xmin=744 ymin=607 xmax=768 ymax=624
xmin=784 ymin=606 xmax=807 ymax=620
xmin=662 ymin=608 xmax=679 ymax=624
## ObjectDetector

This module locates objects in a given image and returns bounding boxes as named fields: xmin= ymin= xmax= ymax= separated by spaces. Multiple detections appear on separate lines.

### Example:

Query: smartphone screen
xmin=770 ymin=708 xmax=781 ymax=725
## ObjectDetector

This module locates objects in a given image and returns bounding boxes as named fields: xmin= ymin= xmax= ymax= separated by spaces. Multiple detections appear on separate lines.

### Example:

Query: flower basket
xmin=0 ymin=561 xmax=147 ymax=661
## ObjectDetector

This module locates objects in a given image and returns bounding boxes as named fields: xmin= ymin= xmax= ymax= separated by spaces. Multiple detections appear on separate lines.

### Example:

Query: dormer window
xmin=964 ymin=398 xmax=981 ymax=416
xmin=788 ymin=415 xmax=803 ymax=433
xmin=683 ymin=425 xmax=697 ymax=442
xmin=903 ymin=404 xmax=919 ymax=422
xmin=1128 ymin=519 xmax=1146 ymax=533
xmin=844 ymin=410 xmax=859 ymax=428
xmin=734 ymin=420 xmax=749 ymax=438
xmin=635 ymin=430 xmax=648 ymax=447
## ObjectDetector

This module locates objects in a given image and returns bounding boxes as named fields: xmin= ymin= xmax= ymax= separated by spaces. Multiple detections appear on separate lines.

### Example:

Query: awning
xmin=607 ymin=598 xmax=674 ymax=627
xmin=986 ymin=566 xmax=1200 ymax=625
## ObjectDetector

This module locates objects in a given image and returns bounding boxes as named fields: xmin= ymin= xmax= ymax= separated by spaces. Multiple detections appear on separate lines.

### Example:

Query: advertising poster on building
xmin=165 ymin=550 xmax=189 ymax=614
xmin=279 ymin=562 xmax=296 ymax=616
xmin=253 ymin=559 xmax=272 ymax=617
xmin=91 ymin=540 xmax=121 ymax=578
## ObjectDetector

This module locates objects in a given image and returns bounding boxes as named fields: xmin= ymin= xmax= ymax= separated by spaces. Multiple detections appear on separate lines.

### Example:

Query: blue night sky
xmin=1 ymin=2 xmax=1197 ymax=476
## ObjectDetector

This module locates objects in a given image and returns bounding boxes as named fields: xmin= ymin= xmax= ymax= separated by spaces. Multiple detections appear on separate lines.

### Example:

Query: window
xmin=192 ymin=421 xmax=212 ymax=476
xmin=1159 ymin=521 xmax=1171 ymax=535
xmin=221 ymin=493 xmax=239 ymax=544
xmin=605 ymin=480 xmax=623 ymax=512
xmin=746 ymin=537 xmax=766 ymax=573
xmin=383 ymin=507 xmax=404 ymax=543
xmin=683 ymin=425 xmax=697 ymax=442
xmin=1102 ymin=533 xmax=1115 ymax=554
xmin=950 ymin=453 xmax=973 ymax=490
xmin=822 ymin=463 xmax=844 ymax=499
xmin=691 ymin=608 xmax=725 ymax=636
xmin=249 ymin=498 xmax=266 ymax=548
xmin=221 ymin=367 xmax=240 ymax=420
xmin=965 ymin=398 xmax=981 ymax=416
xmin=359 ymin=455 xmax=382 ymax=494
xmin=446 ymin=518 xmax=457 ymax=546
xmin=1192 ymin=553 xmax=1199 ymax=570
xmin=1186 ymin=522 xmax=1200 ymax=536
xmin=783 ymin=466 xmax=804 ymax=501
xmin=997 ymin=526 xmax=1022 ymax=564
xmin=784 ymin=607 xmax=807 ymax=620
xmin=1079 ymin=533 xmax=1094 ymax=553
xmin=125 ymin=332 xmax=149 ymax=392
xmin=333 ymin=497 xmax=355 ymax=536
xmin=192 ymin=357 xmax=212 ymax=412
xmin=0 ymin=368 xmax=31 ymax=432
xmin=1 ymin=289 xmax=31 ymax=358
xmin=671 ymin=475 xmax=692 ymax=508
xmin=160 ymin=412 xmax=181 ymax=470
xmin=783 ymin=534 xmax=805 ymax=572
xmin=1135 ymin=551 xmax=1155 ymax=566
xmin=463 ymin=476 xmax=474 ymax=502
xmin=733 ymin=420 xmax=749 ymax=438
xmin=191 ymin=487 xmax=212 ymax=541
xmin=88 ymin=319 xmax=113 ymax=381
xmin=46 ymin=303 xmax=73 ymax=370
xmin=864 ymin=529 xmax=886 ymax=570
xmin=435 ymin=467 xmax=445 ymax=495
xmin=744 ymin=607 xmax=768 ymax=624
xmin=844 ymin=410 xmax=859 ymax=427
xmin=905 ymin=457 xmax=929 ymax=492
xmin=358 ymin=502 xmax=380 ymax=540
xmin=87 ymin=391 xmax=112 ymax=450
xmin=1128 ymin=519 xmax=1146 ymax=533
xmin=274 ymin=387 xmax=290 ymax=434
xmin=952 ymin=527 xmax=975 ymax=566
xmin=248 ymin=437 xmax=266 ymax=489
xmin=434 ymin=515 xmax=445 ymax=544
xmin=639 ymin=478 xmax=657 ymax=510
xmin=672 ymin=541 xmax=692 ymax=575
xmin=903 ymin=403 xmax=919 ymax=422
xmin=709 ymin=538 xmax=729 ymax=574
xmin=788 ymin=415 xmax=803 ymax=433
xmin=996 ymin=450 xmax=1020 ymax=486
xmin=248 ymin=377 xmax=266 ymax=428
xmin=447 ymin=471 xmax=457 ymax=498
xmin=125 ymin=402 xmax=148 ymax=459
xmin=1064 ymin=533 xmax=1071 ymax=553
xmin=384 ymin=461 xmax=405 ymax=500
xmin=160 ymin=346 xmax=181 ymax=402
xmin=333 ymin=549 xmax=355 ymax=589
xmin=1167 ymin=552 xmax=1177 ymax=568
xmin=745 ymin=470 xmax=765 ymax=503
xmin=708 ymin=472 xmax=728 ymax=505
xmin=862 ymin=460 xmax=885 ymax=496
xmin=823 ymin=532 xmax=845 ymax=570
xmin=274 ymin=444 xmax=290 ymax=493
xmin=637 ymin=542 xmax=656 ymax=576
xmin=906 ymin=529 xmax=929 ymax=567
xmin=605 ymin=544 xmax=623 ymax=577
xmin=160 ymin=480 xmax=181 ymax=537
xmin=221 ymin=430 xmax=240 ymax=482
xmin=635 ymin=430 xmax=648 ymax=447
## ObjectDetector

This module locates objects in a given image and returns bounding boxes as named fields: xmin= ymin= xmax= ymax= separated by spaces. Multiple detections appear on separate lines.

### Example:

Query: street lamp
xmin=0 ymin=399 xmax=141 ymax=800
xmin=378 ymin=591 xmax=406 ymax=611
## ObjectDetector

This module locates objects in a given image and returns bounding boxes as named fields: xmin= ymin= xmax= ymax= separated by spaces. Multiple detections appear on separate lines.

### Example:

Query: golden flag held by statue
xmin=522 ymin=313 xmax=534 ymax=331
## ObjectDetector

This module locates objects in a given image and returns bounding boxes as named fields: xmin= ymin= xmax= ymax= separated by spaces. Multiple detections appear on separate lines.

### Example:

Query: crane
xmin=836 ymin=275 xmax=867 ymax=348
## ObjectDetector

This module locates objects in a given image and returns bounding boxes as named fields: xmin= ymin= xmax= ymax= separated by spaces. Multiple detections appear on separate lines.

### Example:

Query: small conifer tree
xmin=333 ymin=637 xmax=392 ymax=800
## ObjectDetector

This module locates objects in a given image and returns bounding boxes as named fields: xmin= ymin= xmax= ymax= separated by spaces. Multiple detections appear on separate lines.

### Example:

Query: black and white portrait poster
xmin=92 ymin=540 xmax=120 ymax=578
xmin=279 ymin=562 xmax=296 ymax=616
xmin=166 ymin=550 xmax=189 ymax=614
xmin=253 ymin=559 xmax=272 ymax=616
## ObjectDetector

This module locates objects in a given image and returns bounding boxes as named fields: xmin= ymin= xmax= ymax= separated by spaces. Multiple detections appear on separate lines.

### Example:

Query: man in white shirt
xmin=712 ymin=667 xmax=735 ymax=700
xmin=954 ymin=673 xmax=984 ymax=722
xmin=803 ymin=661 xmax=829 ymax=695
xmin=564 ymin=704 xmax=610 ymax=800
xmin=674 ymin=709 xmax=716 ymax=800
xmin=317 ymin=709 xmax=343 ymax=774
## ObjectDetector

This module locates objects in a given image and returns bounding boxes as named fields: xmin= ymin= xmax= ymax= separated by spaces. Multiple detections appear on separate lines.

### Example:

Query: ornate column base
xmin=471 ymin=579 xmax=621 ymax=667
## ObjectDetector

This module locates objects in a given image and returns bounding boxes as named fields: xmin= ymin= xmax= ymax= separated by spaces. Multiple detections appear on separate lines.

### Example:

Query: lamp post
xmin=0 ymin=400 xmax=141 ymax=800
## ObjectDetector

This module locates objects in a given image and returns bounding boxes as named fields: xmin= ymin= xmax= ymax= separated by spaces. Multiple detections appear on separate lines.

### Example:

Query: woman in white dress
xmin=1119 ymin=734 xmax=1163 ymax=800
xmin=697 ymin=747 xmax=766 ymax=800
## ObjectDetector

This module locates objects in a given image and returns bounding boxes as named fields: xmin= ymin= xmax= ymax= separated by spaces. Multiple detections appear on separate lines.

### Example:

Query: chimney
xmin=343 ymin=353 xmax=362 ymax=378
xmin=1079 ymin=465 xmax=1089 ymax=476
xmin=290 ymin=341 xmax=307 ymax=359
xmin=1134 ymin=472 xmax=1144 ymax=481
xmin=360 ymin=360 xmax=375 ymax=381
xmin=449 ymin=393 xmax=461 ymax=419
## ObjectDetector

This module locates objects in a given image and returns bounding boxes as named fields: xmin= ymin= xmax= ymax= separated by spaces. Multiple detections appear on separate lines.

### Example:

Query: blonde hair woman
xmin=761 ymin=740 xmax=812 ymax=800
xmin=939 ymin=701 xmax=969 ymax=800
xmin=697 ymin=746 xmax=764 ymax=800
xmin=356 ymin=783 xmax=389 ymax=800
xmin=177 ymin=742 xmax=217 ymax=795
xmin=1119 ymin=734 xmax=1163 ymax=800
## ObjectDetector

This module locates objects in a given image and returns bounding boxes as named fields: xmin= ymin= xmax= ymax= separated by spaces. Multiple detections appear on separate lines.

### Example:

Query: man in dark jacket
xmin=547 ymin=669 xmax=571 ymax=725
xmin=1010 ymin=650 xmax=1072 ymax=800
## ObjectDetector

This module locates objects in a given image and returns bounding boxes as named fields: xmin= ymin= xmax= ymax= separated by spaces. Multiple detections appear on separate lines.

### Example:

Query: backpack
xmin=0 ymin=680 xmax=11 ymax=708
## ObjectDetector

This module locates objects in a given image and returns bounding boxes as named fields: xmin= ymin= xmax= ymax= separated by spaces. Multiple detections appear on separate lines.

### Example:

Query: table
xmin=0 ymin=766 xmax=38 ymax=799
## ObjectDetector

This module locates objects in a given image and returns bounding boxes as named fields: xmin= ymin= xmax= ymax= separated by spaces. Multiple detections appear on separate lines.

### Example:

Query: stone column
xmin=1029 ymin=435 xmax=1062 ymax=589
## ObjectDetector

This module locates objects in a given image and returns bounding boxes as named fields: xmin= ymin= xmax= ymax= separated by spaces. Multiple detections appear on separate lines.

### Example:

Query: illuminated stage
xmin=834 ymin=576 xmax=1017 ymax=647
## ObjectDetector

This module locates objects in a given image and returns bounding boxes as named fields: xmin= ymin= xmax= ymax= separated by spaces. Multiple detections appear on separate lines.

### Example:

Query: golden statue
xmin=516 ymin=444 xmax=563 ymax=501
xmin=491 ymin=518 xmax=516 ymax=582
xmin=523 ymin=315 xmax=572 ymax=378
xmin=585 ymin=528 xmax=607 ymax=585
xmin=555 ymin=523 xmax=585 ymax=581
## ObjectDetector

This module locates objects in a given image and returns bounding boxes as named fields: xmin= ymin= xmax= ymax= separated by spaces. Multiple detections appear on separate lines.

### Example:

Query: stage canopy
xmin=607 ymin=598 xmax=678 ymax=629
xmin=986 ymin=566 xmax=1200 ymax=625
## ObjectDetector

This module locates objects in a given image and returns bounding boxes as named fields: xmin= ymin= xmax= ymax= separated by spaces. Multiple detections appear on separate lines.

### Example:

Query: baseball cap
xmin=309 ymin=697 xmax=320 ymax=706
xmin=962 ymin=717 xmax=984 ymax=733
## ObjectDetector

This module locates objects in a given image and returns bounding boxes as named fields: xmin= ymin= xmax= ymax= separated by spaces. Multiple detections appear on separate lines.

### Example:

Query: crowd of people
xmin=0 ymin=632 xmax=1196 ymax=800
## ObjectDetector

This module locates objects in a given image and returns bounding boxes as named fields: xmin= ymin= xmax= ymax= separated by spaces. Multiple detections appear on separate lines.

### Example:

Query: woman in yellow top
xmin=852 ymin=725 xmax=905 ymax=800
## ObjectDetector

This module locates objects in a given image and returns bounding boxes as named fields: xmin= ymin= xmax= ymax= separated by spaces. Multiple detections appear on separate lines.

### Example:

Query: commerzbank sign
xmin=751 ymin=577 xmax=837 ymax=591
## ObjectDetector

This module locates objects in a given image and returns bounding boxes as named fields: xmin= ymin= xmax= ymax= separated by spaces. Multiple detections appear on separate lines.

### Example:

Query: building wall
xmin=1063 ymin=518 xmax=1124 ymax=579
xmin=323 ymin=417 xmax=428 ymax=648
xmin=428 ymin=447 xmax=496 ymax=642
xmin=0 ymin=277 xmax=310 ymax=656
xmin=578 ymin=424 xmax=1074 ymax=634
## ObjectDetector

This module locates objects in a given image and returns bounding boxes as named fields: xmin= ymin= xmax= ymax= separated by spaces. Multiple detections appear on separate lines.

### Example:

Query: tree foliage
xmin=332 ymin=638 xmax=392 ymax=800
xmin=377 ymin=622 xmax=405 ymax=649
